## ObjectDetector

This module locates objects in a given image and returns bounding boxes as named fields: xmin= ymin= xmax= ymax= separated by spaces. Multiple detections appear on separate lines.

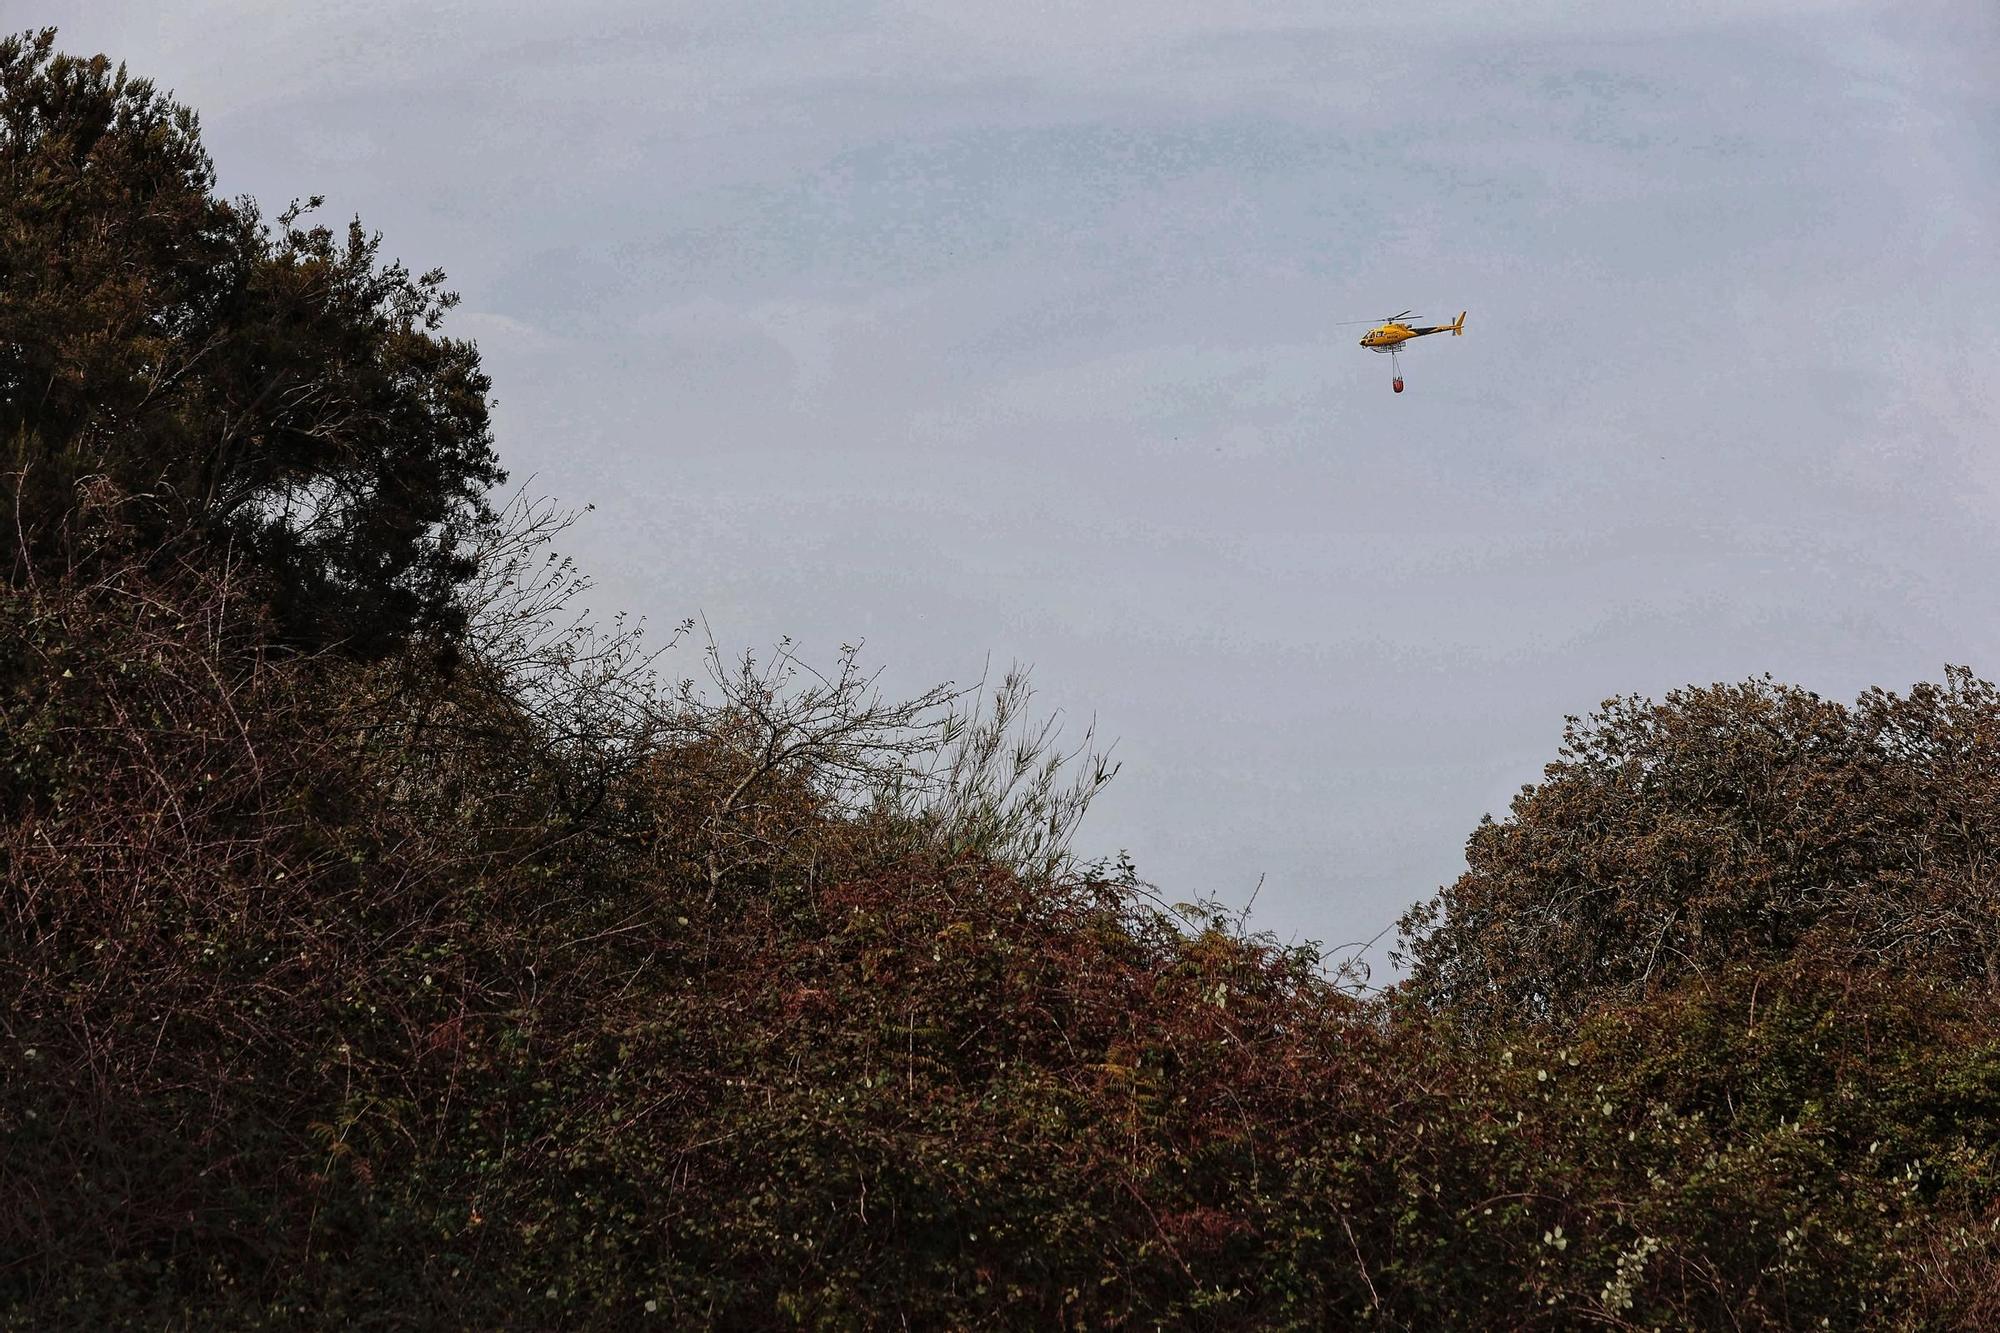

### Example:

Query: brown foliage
xmin=7 ymin=544 xmax=2000 ymax=1330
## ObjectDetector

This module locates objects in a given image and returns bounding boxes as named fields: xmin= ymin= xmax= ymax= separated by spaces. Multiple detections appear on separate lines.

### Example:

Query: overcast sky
xmin=37 ymin=1 xmax=1999 ymax=972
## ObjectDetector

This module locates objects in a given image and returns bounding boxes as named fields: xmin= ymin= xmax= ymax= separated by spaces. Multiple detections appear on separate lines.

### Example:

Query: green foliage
xmin=1 ymin=28 xmax=502 ymax=656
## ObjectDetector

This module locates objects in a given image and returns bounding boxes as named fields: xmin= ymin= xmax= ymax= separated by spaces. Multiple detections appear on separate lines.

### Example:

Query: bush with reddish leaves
xmin=8 ymin=555 xmax=2000 ymax=1328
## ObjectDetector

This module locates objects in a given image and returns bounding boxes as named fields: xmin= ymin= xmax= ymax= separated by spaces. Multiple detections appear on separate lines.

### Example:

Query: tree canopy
xmin=1397 ymin=669 xmax=2000 ymax=1027
xmin=1 ymin=28 xmax=502 ymax=656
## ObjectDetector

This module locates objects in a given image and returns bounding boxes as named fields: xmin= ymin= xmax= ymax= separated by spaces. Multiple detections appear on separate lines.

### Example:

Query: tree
xmin=1 ymin=28 xmax=502 ymax=656
xmin=1397 ymin=669 xmax=2000 ymax=1027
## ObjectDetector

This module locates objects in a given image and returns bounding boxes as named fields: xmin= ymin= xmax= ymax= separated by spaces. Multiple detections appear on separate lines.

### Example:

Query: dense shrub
xmin=1399 ymin=671 xmax=2000 ymax=1027
xmin=7 ymin=556 xmax=2000 ymax=1328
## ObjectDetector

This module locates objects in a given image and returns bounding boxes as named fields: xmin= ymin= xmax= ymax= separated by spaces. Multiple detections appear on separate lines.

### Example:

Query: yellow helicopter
xmin=1342 ymin=310 xmax=1466 ymax=392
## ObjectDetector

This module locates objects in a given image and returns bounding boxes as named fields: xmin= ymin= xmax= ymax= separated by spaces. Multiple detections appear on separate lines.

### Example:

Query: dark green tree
xmin=1 ymin=28 xmax=502 ymax=655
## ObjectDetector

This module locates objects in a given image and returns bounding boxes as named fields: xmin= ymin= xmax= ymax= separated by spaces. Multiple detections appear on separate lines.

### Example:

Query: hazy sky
xmin=37 ymin=2 xmax=1999 ymax=973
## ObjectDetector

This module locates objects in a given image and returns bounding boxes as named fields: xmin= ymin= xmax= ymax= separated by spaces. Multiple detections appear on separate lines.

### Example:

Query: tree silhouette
xmin=1 ymin=28 xmax=502 ymax=655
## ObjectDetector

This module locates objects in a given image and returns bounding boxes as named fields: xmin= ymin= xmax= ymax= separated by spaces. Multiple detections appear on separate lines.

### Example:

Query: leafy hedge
xmin=7 ymin=562 xmax=2000 ymax=1328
